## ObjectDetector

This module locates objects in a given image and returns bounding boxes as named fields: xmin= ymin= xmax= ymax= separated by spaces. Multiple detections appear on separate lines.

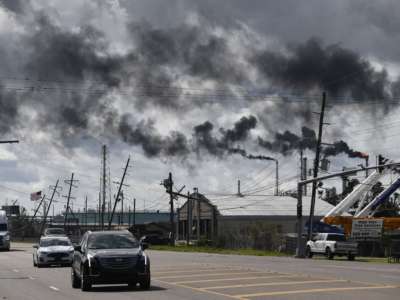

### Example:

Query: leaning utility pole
xmin=108 ymin=157 xmax=130 ymax=230
xmin=40 ymin=180 xmax=59 ymax=234
xmin=307 ymin=92 xmax=327 ymax=241
xmin=63 ymin=173 xmax=79 ymax=229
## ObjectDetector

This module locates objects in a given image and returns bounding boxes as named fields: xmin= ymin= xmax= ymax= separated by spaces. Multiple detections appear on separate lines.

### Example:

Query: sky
xmin=1 ymin=0 xmax=400 ymax=215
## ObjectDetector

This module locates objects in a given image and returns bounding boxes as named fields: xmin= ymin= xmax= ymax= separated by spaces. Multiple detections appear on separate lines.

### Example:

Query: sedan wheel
xmin=71 ymin=268 xmax=81 ymax=289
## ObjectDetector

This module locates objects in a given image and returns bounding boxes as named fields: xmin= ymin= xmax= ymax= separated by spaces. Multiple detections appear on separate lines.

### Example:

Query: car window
xmin=87 ymin=234 xmax=139 ymax=249
xmin=327 ymin=234 xmax=346 ymax=241
xmin=40 ymin=239 xmax=71 ymax=247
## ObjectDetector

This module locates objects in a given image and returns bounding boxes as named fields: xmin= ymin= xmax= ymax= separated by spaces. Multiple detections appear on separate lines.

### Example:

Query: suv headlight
xmin=39 ymin=251 xmax=49 ymax=255
xmin=4 ymin=235 xmax=10 ymax=241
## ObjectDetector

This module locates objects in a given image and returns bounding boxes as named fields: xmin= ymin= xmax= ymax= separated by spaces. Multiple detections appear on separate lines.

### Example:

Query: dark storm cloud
xmin=252 ymin=38 xmax=390 ymax=100
xmin=0 ymin=88 xmax=19 ymax=134
xmin=0 ymin=0 xmax=26 ymax=14
xmin=25 ymin=15 xmax=122 ymax=87
xmin=0 ymin=2 xmax=398 ymax=161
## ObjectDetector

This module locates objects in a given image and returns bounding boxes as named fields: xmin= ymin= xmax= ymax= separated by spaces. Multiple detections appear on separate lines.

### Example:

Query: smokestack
xmin=237 ymin=179 xmax=243 ymax=197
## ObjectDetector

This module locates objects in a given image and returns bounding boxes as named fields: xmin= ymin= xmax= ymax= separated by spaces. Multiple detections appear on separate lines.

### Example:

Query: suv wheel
xmin=347 ymin=253 xmax=355 ymax=261
xmin=139 ymin=273 xmax=151 ymax=290
xmin=71 ymin=268 xmax=81 ymax=288
xmin=80 ymin=266 xmax=92 ymax=291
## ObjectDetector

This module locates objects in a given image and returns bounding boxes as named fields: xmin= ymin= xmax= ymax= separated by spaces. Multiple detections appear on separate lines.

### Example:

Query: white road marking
xmin=49 ymin=286 xmax=59 ymax=291
xmin=29 ymin=276 xmax=35 ymax=280
xmin=12 ymin=269 xmax=19 ymax=273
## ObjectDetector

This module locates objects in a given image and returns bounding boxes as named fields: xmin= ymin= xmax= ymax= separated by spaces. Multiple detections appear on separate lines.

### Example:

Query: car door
xmin=314 ymin=234 xmax=324 ymax=253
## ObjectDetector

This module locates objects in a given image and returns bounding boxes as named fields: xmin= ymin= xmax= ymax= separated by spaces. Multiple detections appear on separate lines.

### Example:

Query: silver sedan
xmin=33 ymin=236 xmax=74 ymax=267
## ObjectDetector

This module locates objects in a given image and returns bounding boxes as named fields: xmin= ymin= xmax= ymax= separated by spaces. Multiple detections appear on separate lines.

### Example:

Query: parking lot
xmin=152 ymin=264 xmax=398 ymax=300
xmin=0 ymin=243 xmax=399 ymax=300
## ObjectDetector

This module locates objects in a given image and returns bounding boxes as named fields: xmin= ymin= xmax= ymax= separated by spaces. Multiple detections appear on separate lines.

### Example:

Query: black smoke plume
xmin=258 ymin=126 xmax=367 ymax=159
xmin=323 ymin=141 xmax=368 ymax=159
xmin=258 ymin=126 xmax=317 ymax=155
xmin=118 ymin=114 xmax=190 ymax=158
xmin=193 ymin=115 xmax=257 ymax=157
xmin=229 ymin=148 xmax=276 ymax=161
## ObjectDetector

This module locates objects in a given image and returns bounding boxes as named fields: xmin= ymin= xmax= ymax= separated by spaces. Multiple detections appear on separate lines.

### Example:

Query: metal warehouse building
xmin=176 ymin=192 xmax=336 ymax=243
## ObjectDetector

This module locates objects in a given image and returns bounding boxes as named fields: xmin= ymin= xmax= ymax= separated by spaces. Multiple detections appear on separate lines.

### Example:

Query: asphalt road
xmin=0 ymin=243 xmax=399 ymax=300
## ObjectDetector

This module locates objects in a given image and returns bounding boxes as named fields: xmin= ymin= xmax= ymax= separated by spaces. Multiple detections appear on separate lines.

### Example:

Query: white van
xmin=0 ymin=210 xmax=10 ymax=251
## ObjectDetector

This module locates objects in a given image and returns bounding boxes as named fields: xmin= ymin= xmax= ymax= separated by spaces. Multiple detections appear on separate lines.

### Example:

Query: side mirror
xmin=141 ymin=242 xmax=149 ymax=250
xmin=32 ymin=244 xmax=38 ymax=249
xmin=74 ymin=245 xmax=81 ymax=252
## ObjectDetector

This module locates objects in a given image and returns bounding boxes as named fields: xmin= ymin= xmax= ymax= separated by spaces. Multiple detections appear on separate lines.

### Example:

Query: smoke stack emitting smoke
xmin=0 ymin=4 xmax=392 ymax=161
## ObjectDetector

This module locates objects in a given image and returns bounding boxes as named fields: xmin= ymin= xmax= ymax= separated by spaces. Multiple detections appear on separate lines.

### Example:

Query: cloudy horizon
xmin=1 ymin=0 xmax=400 ymax=215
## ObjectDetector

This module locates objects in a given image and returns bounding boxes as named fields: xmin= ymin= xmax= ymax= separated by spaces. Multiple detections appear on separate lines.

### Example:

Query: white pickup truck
xmin=306 ymin=233 xmax=358 ymax=260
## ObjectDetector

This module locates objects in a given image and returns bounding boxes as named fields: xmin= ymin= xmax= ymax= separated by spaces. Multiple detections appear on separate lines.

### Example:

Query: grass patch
xmin=150 ymin=245 xmax=288 ymax=257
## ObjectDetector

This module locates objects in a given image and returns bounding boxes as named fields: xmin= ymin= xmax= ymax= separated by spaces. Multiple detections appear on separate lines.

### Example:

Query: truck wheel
xmin=326 ymin=248 xmax=334 ymax=260
xmin=306 ymin=246 xmax=313 ymax=258
xmin=347 ymin=253 xmax=355 ymax=261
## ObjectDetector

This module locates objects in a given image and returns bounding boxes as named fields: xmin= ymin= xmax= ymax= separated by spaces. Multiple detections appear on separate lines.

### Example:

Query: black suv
xmin=71 ymin=230 xmax=150 ymax=291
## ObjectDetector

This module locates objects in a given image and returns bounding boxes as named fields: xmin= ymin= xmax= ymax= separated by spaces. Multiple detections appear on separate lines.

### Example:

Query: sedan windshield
xmin=46 ymin=228 xmax=65 ymax=235
xmin=40 ymin=239 xmax=71 ymax=247
xmin=87 ymin=234 xmax=139 ymax=249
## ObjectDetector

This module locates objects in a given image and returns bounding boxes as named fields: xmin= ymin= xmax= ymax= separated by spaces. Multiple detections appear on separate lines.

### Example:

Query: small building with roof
xmin=176 ymin=192 xmax=336 ymax=245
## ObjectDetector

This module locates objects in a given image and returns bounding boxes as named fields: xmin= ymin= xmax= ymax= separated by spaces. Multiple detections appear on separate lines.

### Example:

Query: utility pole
xmin=40 ymin=180 xmax=59 ymax=235
xmin=108 ymin=157 xmax=130 ymax=230
xmin=63 ymin=173 xmax=79 ymax=230
xmin=120 ymin=190 xmax=124 ymax=226
xmin=274 ymin=159 xmax=279 ymax=196
xmin=133 ymin=198 xmax=136 ymax=229
xmin=101 ymin=145 xmax=107 ymax=230
xmin=85 ymin=196 xmax=88 ymax=227
xmin=163 ymin=172 xmax=175 ymax=245
xmin=307 ymin=92 xmax=327 ymax=241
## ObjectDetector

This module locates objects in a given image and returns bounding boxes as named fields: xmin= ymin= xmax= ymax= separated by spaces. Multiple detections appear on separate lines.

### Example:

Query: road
xmin=0 ymin=243 xmax=399 ymax=300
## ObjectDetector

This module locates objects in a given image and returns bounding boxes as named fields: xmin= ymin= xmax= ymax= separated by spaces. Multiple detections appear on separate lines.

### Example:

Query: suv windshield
xmin=327 ymin=234 xmax=346 ymax=242
xmin=87 ymin=234 xmax=139 ymax=249
xmin=40 ymin=239 xmax=71 ymax=247
xmin=0 ymin=224 xmax=7 ymax=231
